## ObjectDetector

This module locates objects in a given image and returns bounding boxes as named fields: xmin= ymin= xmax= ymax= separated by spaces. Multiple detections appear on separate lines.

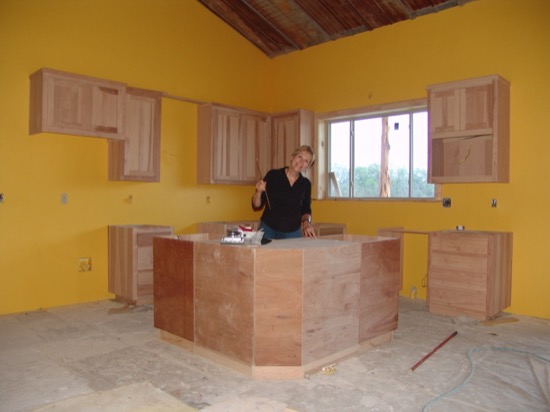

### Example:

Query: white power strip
xmin=220 ymin=236 xmax=245 ymax=244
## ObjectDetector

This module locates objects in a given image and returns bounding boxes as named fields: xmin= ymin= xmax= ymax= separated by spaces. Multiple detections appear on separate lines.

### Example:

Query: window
xmin=320 ymin=100 xmax=436 ymax=200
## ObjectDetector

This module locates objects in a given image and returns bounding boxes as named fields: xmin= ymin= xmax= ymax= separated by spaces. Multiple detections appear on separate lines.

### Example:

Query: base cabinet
xmin=108 ymin=225 xmax=173 ymax=305
xmin=154 ymin=235 xmax=400 ymax=379
xmin=428 ymin=231 xmax=512 ymax=320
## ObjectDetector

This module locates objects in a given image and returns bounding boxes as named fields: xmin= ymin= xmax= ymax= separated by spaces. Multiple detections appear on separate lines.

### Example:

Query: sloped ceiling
xmin=197 ymin=0 xmax=475 ymax=58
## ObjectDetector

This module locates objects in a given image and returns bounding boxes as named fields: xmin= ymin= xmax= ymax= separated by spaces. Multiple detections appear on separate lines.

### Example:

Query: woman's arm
xmin=251 ymin=179 xmax=266 ymax=211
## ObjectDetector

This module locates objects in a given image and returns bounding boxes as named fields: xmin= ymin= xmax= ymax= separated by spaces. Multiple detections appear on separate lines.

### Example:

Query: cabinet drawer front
xmin=137 ymin=270 xmax=153 ymax=287
xmin=429 ymin=268 xmax=487 ymax=293
xmin=137 ymin=271 xmax=153 ymax=297
xmin=137 ymin=246 xmax=153 ymax=270
xmin=429 ymin=286 xmax=486 ymax=315
xmin=430 ymin=252 xmax=488 ymax=273
xmin=137 ymin=231 xmax=171 ymax=247
xmin=431 ymin=233 xmax=490 ymax=255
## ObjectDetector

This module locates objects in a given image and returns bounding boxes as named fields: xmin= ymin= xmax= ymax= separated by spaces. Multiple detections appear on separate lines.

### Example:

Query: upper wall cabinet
xmin=271 ymin=109 xmax=314 ymax=181
xmin=29 ymin=68 xmax=126 ymax=140
xmin=427 ymin=75 xmax=510 ymax=183
xmin=108 ymin=88 xmax=162 ymax=182
xmin=197 ymin=103 xmax=270 ymax=185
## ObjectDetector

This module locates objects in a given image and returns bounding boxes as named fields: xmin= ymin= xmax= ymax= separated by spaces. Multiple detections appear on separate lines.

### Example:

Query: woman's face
xmin=291 ymin=151 xmax=312 ymax=172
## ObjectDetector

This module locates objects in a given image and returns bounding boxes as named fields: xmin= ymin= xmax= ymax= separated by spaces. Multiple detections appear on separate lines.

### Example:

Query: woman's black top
xmin=259 ymin=167 xmax=312 ymax=233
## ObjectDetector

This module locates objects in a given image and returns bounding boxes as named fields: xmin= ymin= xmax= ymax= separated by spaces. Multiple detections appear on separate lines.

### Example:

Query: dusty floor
xmin=1 ymin=297 xmax=549 ymax=412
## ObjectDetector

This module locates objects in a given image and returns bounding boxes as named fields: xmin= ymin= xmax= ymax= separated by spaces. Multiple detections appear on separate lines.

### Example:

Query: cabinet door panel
xmin=272 ymin=115 xmax=299 ymax=167
xmin=461 ymin=84 xmax=493 ymax=131
xmin=241 ymin=114 xmax=269 ymax=183
xmin=48 ymin=75 xmax=91 ymax=132
xmin=91 ymin=84 xmax=124 ymax=135
xmin=429 ymin=89 xmax=460 ymax=135
xmin=108 ymin=88 xmax=161 ymax=182
xmin=213 ymin=109 xmax=241 ymax=182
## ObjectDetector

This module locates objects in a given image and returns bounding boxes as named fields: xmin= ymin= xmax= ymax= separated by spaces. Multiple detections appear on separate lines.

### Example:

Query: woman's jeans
xmin=259 ymin=221 xmax=302 ymax=240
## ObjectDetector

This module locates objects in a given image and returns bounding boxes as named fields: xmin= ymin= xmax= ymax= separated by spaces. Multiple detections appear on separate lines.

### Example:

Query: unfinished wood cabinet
xmin=29 ymin=68 xmax=126 ymax=140
xmin=427 ymin=75 xmax=510 ymax=183
xmin=271 ymin=109 xmax=314 ymax=181
xmin=108 ymin=225 xmax=173 ymax=305
xmin=428 ymin=230 xmax=513 ymax=320
xmin=153 ymin=235 xmax=400 ymax=379
xmin=108 ymin=88 xmax=162 ymax=182
xmin=197 ymin=103 xmax=270 ymax=185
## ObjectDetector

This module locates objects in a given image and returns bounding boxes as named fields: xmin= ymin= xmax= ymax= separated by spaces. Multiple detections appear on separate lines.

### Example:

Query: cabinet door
xmin=212 ymin=107 xmax=242 ymax=182
xmin=241 ymin=113 xmax=270 ymax=183
xmin=197 ymin=103 xmax=270 ymax=185
xmin=108 ymin=88 xmax=162 ymax=182
xmin=29 ymin=68 xmax=126 ymax=140
xmin=271 ymin=109 xmax=314 ymax=180
xmin=429 ymin=83 xmax=493 ymax=138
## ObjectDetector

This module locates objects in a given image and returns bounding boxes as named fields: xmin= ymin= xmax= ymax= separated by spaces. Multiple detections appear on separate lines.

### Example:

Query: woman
xmin=252 ymin=145 xmax=316 ymax=239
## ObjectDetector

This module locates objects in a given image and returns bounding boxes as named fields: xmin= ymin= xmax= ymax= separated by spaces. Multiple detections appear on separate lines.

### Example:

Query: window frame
xmin=314 ymin=98 xmax=441 ymax=201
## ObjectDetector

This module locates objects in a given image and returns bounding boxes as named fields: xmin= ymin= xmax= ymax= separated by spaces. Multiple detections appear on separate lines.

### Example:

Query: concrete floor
xmin=1 ymin=297 xmax=549 ymax=412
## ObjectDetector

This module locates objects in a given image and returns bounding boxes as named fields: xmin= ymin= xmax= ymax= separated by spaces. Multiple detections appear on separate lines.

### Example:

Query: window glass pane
xmin=388 ymin=114 xmax=410 ymax=197
xmin=325 ymin=103 xmax=434 ymax=200
xmin=329 ymin=121 xmax=350 ymax=197
xmin=411 ymin=111 xmax=434 ymax=197
xmin=354 ymin=118 xmax=381 ymax=197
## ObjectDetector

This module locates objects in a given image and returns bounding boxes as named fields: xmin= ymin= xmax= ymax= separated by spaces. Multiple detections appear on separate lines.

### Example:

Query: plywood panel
xmin=302 ymin=243 xmax=361 ymax=364
xmin=194 ymin=243 xmax=255 ymax=364
xmin=358 ymin=238 xmax=400 ymax=341
xmin=153 ymin=237 xmax=195 ymax=341
xmin=255 ymin=248 xmax=303 ymax=366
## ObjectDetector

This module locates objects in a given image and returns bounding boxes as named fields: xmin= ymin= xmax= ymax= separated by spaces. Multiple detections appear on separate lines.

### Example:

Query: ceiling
xmin=197 ymin=0 xmax=474 ymax=58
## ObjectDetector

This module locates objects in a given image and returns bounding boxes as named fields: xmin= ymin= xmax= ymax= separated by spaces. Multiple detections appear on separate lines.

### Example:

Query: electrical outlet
xmin=491 ymin=198 xmax=497 ymax=208
xmin=79 ymin=257 xmax=92 ymax=272
xmin=442 ymin=197 xmax=451 ymax=208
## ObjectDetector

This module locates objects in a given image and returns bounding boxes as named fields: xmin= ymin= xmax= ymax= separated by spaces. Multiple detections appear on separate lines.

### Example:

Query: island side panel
xmin=194 ymin=243 xmax=255 ymax=364
xmin=254 ymin=248 xmax=303 ymax=367
xmin=358 ymin=238 xmax=401 ymax=342
xmin=302 ymin=243 xmax=361 ymax=365
xmin=153 ymin=237 xmax=195 ymax=341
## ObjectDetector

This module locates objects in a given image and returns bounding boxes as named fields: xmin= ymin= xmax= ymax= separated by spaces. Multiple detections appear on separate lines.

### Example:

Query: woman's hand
xmin=255 ymin=179 xmax=266 ymax=193
xmin=302 ymin=221 xmax=316 ymax=238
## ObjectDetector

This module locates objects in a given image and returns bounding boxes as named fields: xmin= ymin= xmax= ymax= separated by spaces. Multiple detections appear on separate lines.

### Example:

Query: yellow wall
xmin=271 ymin=0 xmax=550 ymax=318
xmin=1 ymin=0 xmax=549 ymax=319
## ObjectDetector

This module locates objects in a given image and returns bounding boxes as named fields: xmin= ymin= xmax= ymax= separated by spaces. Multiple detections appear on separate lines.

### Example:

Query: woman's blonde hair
xmin=291 ymin=145 xmax=315 ymax=166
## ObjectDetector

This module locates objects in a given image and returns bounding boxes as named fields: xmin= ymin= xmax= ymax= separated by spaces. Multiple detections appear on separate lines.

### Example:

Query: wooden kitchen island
xmin=153 ymin=234 xmax=400 ymax=379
